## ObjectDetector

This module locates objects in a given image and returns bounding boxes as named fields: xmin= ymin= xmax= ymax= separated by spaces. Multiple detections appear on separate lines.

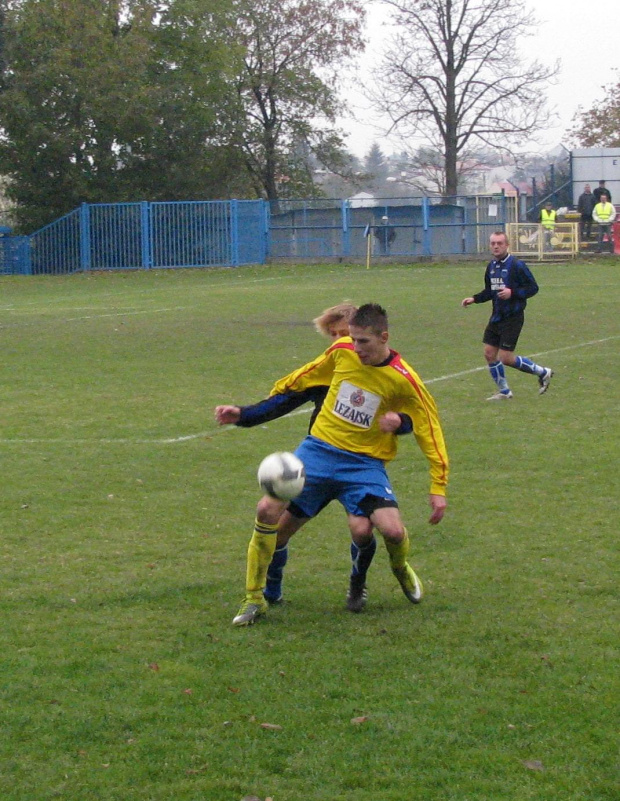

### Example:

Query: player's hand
xmin=214 ymin=405 xmax=241 ymax=425
xmin=428 ymin=493 xmax=446 ymax=524
xmin=497 ymin=287 xmax=512 ymax=299
xmin=461 ymin=297 xmax=475 ymax=307
xmin=379 ymin=412 xmax=402 ymax=433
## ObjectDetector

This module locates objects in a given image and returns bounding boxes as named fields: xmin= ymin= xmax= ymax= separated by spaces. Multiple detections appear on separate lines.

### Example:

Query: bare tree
xmin=396 ymin=143 xmax=498 ymax=196
xmin=373 ymin=0 xmax=558 ymax=197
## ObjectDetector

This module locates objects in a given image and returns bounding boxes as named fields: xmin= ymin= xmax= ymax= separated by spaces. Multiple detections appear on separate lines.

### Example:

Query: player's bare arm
xmin=428 ymin=494 xmax=446 ymax=525
xmin=214 ymin=405 xmax=241 ymax=425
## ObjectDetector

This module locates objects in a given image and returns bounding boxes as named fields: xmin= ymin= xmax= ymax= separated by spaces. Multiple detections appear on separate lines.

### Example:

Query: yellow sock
xmin=384 ymin=528 xmax=410 ymax=570
xmin=245 ymin=518 xmax=278 ymax=598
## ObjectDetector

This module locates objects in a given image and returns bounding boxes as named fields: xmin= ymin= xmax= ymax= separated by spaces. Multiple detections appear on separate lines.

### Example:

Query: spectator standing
xmin=374 ymin=216 xmax=396 ymax=255
xmin=577 ymin=184 xmax=596 ymax=240
xmin=593 ymin=180 xmax=612 ymax=204
xmin=539 ymin=201 xmax=557 ymax=250
xmin=592 ymin=193 xmax=616 ymax=253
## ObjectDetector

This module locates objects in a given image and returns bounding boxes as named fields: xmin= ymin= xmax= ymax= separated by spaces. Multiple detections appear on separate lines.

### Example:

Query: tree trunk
xmin=445 ymin=135 xmax=458 ymax=198
xmin=444 ymin=56 xmax=458 ymax=198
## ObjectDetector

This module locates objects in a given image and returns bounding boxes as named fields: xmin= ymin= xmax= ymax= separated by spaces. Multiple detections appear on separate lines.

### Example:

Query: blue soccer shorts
xmin=287 ymin=436 xmax=398 ymax=519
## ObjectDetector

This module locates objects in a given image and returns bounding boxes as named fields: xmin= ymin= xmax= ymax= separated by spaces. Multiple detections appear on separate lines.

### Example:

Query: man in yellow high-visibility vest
xmin=592 ymin=193 xmax=616 ymax=253
xmin=540 ymin=201 xmax=557 ymax=250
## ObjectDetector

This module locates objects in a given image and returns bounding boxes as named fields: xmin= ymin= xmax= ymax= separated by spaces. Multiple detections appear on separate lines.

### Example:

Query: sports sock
xmin=384 ymin=528 xmax=410 ymax=571
xmin=512 ymin=355 xmax=545 ymax=376
xmin=265 ymin=545 xmax=288 ymax=600
xmin=489 ymin=360 xmax=510 ymax=392
xmin=245 ymin=518 xmax=278 ymax=598
xmin=350 ymin=536 xmax=377 ymax=586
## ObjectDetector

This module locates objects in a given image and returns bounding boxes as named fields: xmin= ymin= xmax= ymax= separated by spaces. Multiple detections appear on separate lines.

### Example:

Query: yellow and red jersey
xmin=270 ymin=337 xmax=449 ymax=496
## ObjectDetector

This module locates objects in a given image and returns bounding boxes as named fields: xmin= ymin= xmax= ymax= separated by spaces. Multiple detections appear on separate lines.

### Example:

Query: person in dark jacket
xmin=374 ymin=216 xmax=396 ymax=254
xmin=593 ymin=180 xmax=612 ymax=204
xmin=461 ymin=231 xmax=553 ymax=400
xmin=577 ymin=184 xmax=596 ymax=240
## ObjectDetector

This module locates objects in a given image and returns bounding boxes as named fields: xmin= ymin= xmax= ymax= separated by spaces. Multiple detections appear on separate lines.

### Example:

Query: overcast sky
xmin=338 ymin=0 xmax=620 ymax=159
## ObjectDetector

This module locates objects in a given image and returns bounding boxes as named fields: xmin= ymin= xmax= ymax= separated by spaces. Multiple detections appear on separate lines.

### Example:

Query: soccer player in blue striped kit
xmin=461 ymin=231 xmax=554 ymax=400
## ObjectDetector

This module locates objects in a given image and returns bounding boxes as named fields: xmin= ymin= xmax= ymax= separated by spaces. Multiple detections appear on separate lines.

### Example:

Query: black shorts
xmin=483 ymin=312 xmax=524 ymax=352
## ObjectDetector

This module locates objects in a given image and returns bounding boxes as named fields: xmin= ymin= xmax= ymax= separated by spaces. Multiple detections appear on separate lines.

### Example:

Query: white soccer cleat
xmin=486 ymin=390 xmax=513 ymax=401
xmin=232 ymin=597 xmax=268 ymax=626
xmin=538 ymin=368 xmax=554 ymax=395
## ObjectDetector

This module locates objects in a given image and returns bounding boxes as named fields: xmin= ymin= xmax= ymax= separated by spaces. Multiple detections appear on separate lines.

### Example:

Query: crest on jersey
xmin=349 ymin=389 xmax=365 ymax=407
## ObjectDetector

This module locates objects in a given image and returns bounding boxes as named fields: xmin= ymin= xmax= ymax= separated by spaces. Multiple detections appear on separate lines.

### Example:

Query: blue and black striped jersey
xmin=473 ymin=253 xmax=539 ymax=322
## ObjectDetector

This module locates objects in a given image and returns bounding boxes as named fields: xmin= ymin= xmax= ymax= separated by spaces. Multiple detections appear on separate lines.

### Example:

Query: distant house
xmin=487 ymin=180 xmax=532 ymax=197
xmin=348 ymin=191 xmax=376 ymax=208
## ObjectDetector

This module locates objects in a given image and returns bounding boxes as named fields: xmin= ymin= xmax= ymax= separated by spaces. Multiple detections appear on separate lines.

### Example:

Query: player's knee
xmin=348 ymin=515 xmax=373 ymax=540
xmin=483 ymin=346 xmax=496 ymax=364
xmin=256 ymin=495 xmax=287 ymax=524
xmin=378 ymin=522 xmax=405 ymax=543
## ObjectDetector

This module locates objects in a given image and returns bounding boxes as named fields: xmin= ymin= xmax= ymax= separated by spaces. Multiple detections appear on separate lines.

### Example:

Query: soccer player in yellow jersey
xmin=224 ymin=302 xmax=412 ymax=612
xmin=215 ymin=303 xmax=449 ymax=626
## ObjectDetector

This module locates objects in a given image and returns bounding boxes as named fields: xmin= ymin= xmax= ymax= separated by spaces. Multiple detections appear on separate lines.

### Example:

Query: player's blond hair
xmin=313 ymin=302 xmax=358 ymax=337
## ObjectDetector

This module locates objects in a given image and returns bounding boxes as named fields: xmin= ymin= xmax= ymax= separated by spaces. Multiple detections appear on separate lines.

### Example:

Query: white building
xmin=572 ymin=148 xmax=620 ymax=204
xmin=348 ymin=191 xmax=376 ymax=208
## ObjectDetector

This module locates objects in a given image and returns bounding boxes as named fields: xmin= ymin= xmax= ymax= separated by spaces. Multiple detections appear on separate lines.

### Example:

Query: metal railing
xmin=25 ymin=200 xmax=266 ymax=275
xmin=506 ymin=222 xmax=580 ymax=260
xmin=1 ymin=193 xmax=527 ymax=275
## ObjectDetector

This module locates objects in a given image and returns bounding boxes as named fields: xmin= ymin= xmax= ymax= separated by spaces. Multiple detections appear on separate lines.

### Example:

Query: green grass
xmin=0 ymin=259 xmax=618 ymax=801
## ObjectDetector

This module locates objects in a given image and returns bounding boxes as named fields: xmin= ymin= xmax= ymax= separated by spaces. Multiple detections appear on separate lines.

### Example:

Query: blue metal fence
xmin=0 ymin=234 xmax=30 ymax=274
xmin=22 ymin=199 xmax=265 ymax=276
xmin=0 ymin=194 xmax=510 ymax=275
xmin=268 ymin=195 xmax=509 ymax=260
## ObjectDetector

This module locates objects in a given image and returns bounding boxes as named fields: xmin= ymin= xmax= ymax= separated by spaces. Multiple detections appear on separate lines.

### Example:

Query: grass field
xmin=0 ymin=259 xmax=618 ymax=801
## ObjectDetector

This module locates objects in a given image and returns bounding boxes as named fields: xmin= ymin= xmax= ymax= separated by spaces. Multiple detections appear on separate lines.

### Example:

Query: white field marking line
xmin=0 ymin=306 xmax=188 ymax=328
xmin=1 ymin=335 xmax=617 ymax=446
xmin=0 ymin=276 xmax=307 ymax=326
xmin=1 ymin=266 xmax=599 ymax=322
xmin=0 ymin=268 xmax=427 ymax=327
xmin=0 ymin=273 xmax=283 ymax=308
xmin=425 ymin=335 xmax=620 ymax=384
xmin=0 ymin=260 xmax=608 ymax=313
xmin=0 ymin=274 xmax=286 ymax=314
xmin=0 ymin=264 xmax=440 ymax=317
xmin=0 ymin=409 xmax=311 ymax=445
xmin=64 ymin=307 xmax=186 ymax=322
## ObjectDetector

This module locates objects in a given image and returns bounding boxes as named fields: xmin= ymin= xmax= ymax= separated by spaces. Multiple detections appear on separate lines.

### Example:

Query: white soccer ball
xmin=257 ymin=451 xmax=306 ymax=501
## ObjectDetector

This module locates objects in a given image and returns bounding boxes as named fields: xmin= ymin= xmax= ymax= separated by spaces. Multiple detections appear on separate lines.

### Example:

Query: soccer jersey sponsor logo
xmin=332 ymin=381 xmax=381 ymax=428
xmin=490 ymin=263 xmax=508 ymax=293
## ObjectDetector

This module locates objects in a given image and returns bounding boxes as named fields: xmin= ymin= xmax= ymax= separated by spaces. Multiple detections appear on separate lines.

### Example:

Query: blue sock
xmin=512 ymin=355 xmax=544 ymax=377
xmin=350 ymin=536 xmax=377 ymax=586
xmin=489 ymin=360 xmax=510 ymax=392
xmin=264 ymin=545 xmax=288 ymax=601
